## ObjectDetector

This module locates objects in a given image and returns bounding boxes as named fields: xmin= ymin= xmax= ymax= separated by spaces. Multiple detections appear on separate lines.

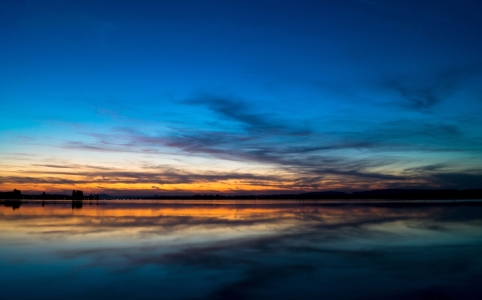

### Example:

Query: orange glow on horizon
xmin=0 ymin=158 xmax=414 ymax=194
xmin=0 ymin=180 xmax=396 ymax=194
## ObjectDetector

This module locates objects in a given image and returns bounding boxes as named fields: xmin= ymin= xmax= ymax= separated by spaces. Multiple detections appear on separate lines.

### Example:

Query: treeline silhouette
xmin=1 ymin=188 xmax=482 ymax=201
xmin=0 ymin=189 xmax=22 ymax=199
xmin=144 ymin=189 xmax=482 ymax=200
xmin=0 ymin=189 xmax=100 ymax=210
xmin=0 ymin=189 xmax=99 ymax=200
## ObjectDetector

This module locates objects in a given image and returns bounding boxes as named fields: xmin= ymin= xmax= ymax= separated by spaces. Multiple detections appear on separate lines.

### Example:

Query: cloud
xmin=1 ymin=165 xmax=295 ymax=193
xmin=382 ymin=65 xmax=481 ymax=110
xmin=401 ymin=163 xmax=482 ymax=189
xmin=183 ymin=95 xmax=311 ymax=135
xmin=55 ymin=119 xmax=480 ymax=191
xmin=32 ymin=164 xmax=72 ymax=169
xmin=431 ymin=173 xmax=482 ymax=189
xmin=37 ymin=91 xmax=482 ymax=191
xmin=0 ymin=176 xmax=81 ymax=185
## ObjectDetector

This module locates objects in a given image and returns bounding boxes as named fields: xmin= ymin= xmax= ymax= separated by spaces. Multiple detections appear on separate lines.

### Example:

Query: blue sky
xmin=1 ymin=0 xmax=482 ymax=194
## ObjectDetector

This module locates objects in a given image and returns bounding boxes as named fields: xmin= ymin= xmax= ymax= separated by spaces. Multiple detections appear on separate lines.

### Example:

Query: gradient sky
xmin=1 ymin=0 xmax=482 ymax=194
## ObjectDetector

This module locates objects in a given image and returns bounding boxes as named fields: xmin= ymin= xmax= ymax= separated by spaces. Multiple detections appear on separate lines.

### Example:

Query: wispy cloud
xmin=3 ymin=90 xmax=479 ymax=192
xmin=183 ymin=95 xmax=311 ymax=135
xmin=381 ymin=65 xmax=481 ymax=110
xmin=47 ymin=91 xmax=482 ymax=191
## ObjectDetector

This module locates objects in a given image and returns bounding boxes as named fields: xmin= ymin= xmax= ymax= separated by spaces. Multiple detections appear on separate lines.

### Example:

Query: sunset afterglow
xmin=1 ymin=1 xmax=482 ymax=195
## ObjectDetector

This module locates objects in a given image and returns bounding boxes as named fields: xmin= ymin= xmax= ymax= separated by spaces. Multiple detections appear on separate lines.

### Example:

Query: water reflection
xmin=1 ymin=201 xmax=482 ymax=299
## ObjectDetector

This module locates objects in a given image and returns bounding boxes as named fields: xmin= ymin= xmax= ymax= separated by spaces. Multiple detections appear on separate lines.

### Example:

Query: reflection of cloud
xmin=42 ymin=203 xmax=482 ymax=259
xmin=3 ymin=203 xmax=482 ymax=299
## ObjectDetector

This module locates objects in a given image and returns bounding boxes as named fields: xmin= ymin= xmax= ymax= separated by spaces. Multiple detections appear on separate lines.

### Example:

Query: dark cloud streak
xmin=382 ymin=65 xmax=482 ymax=110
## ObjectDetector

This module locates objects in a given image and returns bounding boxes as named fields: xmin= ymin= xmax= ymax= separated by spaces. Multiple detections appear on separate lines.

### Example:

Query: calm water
xmin=1 ymin=200 xmax=482 ymax=300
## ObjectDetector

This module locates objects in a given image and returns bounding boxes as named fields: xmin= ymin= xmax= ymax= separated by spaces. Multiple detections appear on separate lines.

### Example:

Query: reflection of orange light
xmin=0 ymin=202 xmax=435 ymax=243
xmin=0 ymin=203 xmax=316 ymax=221
xmin=0 ymin=202 xmax=432 ymax=219
xmin=0 ymin=203 xmax=308 ymax=239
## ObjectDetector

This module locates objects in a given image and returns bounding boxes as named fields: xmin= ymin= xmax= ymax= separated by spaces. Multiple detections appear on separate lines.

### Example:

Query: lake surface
xmin=1 ymin=200 xmax=482 ymax=300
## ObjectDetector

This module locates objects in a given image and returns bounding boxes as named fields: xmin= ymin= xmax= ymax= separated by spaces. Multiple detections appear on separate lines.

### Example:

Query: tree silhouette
xmin=72 ymin=190 xmax=84 ymax=200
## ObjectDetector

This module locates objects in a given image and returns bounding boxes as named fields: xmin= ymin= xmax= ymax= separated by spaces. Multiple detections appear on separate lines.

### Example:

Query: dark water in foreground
xmin=1 ymin=200 xmax=482 ymax=300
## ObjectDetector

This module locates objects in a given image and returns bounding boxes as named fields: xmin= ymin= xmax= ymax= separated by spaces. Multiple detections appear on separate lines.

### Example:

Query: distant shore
xmin=1 ymin=188 xmax=482 ymax=201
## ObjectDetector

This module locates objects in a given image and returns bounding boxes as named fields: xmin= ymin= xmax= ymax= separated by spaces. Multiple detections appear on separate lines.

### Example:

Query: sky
xmin=1 ymin=0 xmax=482 ymax=195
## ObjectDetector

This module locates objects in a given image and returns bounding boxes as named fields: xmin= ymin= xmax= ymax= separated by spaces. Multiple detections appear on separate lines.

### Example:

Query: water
xmin=1 ymin=200 xmax=482 ymax=299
